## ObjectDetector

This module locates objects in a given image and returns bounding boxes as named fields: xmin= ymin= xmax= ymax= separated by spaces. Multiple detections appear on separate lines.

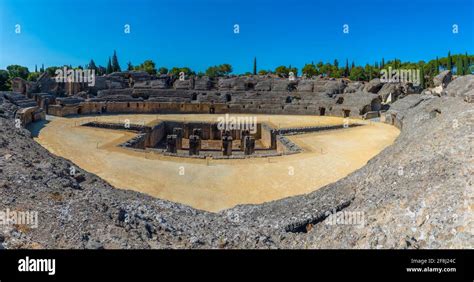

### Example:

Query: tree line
xmin=1 ymin=50 xmax=472 ymax=91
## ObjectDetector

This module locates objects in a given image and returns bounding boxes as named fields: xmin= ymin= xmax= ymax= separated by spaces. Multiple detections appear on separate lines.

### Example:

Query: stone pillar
xmin=270 ymin=129 xmax=277 ymax=150
xmin=173 ymin=127 xmax=183 ymax=149
xmin=222 ymin=135 xmax=233 ymax=156
xmin=244 ymin=136 xmax=255 ymax=155
xmin=240 ymin=130 xmax=250 ymax=151
xmin=189 ymin=135 xmax=201 ymax=156
xmin=166 ymin=135 xmax=178 ymax=153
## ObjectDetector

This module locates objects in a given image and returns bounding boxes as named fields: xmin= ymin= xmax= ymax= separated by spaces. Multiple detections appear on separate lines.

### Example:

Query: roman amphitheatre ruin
xmin=0 ymin=70 xmax=472 ymax=249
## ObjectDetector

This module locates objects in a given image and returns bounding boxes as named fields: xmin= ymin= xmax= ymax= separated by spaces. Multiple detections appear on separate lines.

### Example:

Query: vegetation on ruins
xmin=275 ymin=65 xmax=298 ymax=77
xmin=253 ymin=57 xmax=257 ymax=75
xmin=169 ymin=67 xmax=195 ymax=77
xmin=158 ymin=67 xmax=169 ymax=75
xmin=111 ymin=50 xmax=121 ymax=72
xmin=106 ymin=57 xmax=113 ymax=74
xmin=205 ymin=64 xmax=233 ymax=78
xmin=133 ymin=60 xmax=157 ymax=75
xmin=0 ymin=52 xmax=472 ymax=91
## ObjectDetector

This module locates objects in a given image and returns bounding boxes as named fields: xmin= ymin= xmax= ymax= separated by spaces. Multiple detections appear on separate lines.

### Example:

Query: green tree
xmin=158 ymin=67 xmax=168 ymax=75
xmin=205 ymin=64 xmax=232 ymax=77
xmin=455 ymin=56 xmax=463 ymax=75
xmin=302 ymin=63 xmax=318 ymax=77
xmin=40 ymin=63 xmax=44 ymax=73
xmin=135 ymin=60 xmax=157 ymax=75
xmin=6 ymin=65 xmax=29 ymax=80
xmin=349 ymin=66 xmax=366 ymax=81
xmin=97 ymin=66 xmax=106 ymax=76
xmin=106 ymin=57 xmax=113 ymax=74
xmin=169 ymin=67 xmax=194 ymax=77
xmin=45 ymin=66 xmax=60 ymax=77
xmin=419 ymin=65 xmax=425 ymax=88
xmin=111 ymin=50 xmax=121 ymax=72
xmin=127 ymin=61 xmax=133 ymax=71
xmin=333 ymin=59 xmax=339 ymax=68
xmin=275 ymin=65 xmax=289 ymax=76
xmin=344 ymin=59 xmax=349 ymax=77
xmin=463 ymin=53 xmax=469 ymax=75
xmin=447 ymin=51 xmax=452 ymax=70
xmin=253 ymin=57 xmax=257 ymax=75
xmin=381 ymin=58 xmax=385 ymax=68
xmin=258 ymin=70 xmax=268 ymax=75
xmin=435 ymin=56 xmax=439 ymax=74
xmin=0 ymin=70 xmax=10 ymax=90
xmin=87 ymin=59 xmax=97 ymax=72
xmin=27 ymin=72 xmax=40 ymax=81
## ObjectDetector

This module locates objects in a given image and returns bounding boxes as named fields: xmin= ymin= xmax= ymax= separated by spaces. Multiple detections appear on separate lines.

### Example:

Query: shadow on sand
xmin=27 ymin=119 xmax=50 ymax=138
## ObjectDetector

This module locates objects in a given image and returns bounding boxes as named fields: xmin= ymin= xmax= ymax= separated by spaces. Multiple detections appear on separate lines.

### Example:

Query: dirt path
xmin=33 ymin=114 xmax=399 ymax=212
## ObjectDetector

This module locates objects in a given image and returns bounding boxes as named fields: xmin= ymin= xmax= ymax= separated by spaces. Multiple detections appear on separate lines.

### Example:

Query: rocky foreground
xmin=0 ymin=76 xmax=473 ymax=249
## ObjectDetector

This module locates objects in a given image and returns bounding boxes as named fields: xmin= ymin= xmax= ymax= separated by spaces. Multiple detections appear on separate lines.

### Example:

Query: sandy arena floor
xmin=31 ymin=114 xmax=400 ymax=212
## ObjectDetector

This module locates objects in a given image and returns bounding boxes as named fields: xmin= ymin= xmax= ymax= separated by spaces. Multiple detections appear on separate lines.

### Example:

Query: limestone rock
xmin=297 ymin=80 xmax=314 ymax=92
xmin=194 ymin=77 xmax=212 ymax=90
xmin=255 ymin=79 xmax=272 ymax=91
xmin=344 ymin=82 xmax=365 ymax=93
xmin=174 ymin=78 xmax=194 ymax=90
xmin=272 ymin=79 xmax=290 ymax=91
xmin=444 ymin=75 xmax=474 ymax=100
xmin=217 ymin=78 xmax=234 ymax=90
xmin=324 ymin=80 xmax=346 ymax=95
xmin=363 ymin=78 xmax=383 ymax=93
xmin=433 ymin=70 xmax=452 ymax=88
xmin=378 ymin=83 xmax=403 ymax=103
xmin=232 ymin=77 xmax=248 ymax=91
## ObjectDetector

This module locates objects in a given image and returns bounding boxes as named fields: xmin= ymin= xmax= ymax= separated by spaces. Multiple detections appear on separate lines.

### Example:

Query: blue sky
xmin=0 ymin=0 xmax=473 ymax=73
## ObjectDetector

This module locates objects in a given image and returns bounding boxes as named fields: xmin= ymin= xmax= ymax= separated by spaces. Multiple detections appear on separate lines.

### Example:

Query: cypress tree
xmin=351 ymin=61 xmax=355 ymax=70
xmin=381 ymin=58 xmax=385 ymax=68
xmin=435 ymin=56 xmax=439 ymax=74
xmin=111 ymin=50 xmax=121 ymax=72
xmin=463 ymin=52 xmax=469 ymax=75
xmin=127 ymin=61 xmax=133 ymax=71
xmin=106 ymin=57 xmax=113 ymax=74
xmin=447 ymin=51 xmax=452 ymax=71
xmin=35 ymin=64 xmax=37 ymax=73
xmin=455 ymin=56 xmax=462 ymax=75
xmin=344 ymin=59 xmax=349 ymax=77
xmin=88 ymin=59 xmax=97 ymax=72
xmin=253 ymin=57 xmax=257 ymax=75
xmin=419 ymin=65 xmax=425 ymax=89
xmin=41 ymin=64 xmax=44 ymax=73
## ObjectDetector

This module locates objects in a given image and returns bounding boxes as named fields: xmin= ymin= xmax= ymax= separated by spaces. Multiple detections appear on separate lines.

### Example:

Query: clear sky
xmin=0 ymin=0 xmax=473 ymax=73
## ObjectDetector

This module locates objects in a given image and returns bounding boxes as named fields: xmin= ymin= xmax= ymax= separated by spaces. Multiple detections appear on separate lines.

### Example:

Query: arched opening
xmin=319 ymin=107 xmax=326 ymax=116
xmin=209 ymin=107 xmax=215 ymax=114
xmin=343 ymin=109 xmax=350 ymax=118
xmin=191 ymin=93 xmax=197 ymax=101
xmin=285 ymin=96 xmax=292 ymax=103
xmin=225 ymin=94 xmax=232 ymax=102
